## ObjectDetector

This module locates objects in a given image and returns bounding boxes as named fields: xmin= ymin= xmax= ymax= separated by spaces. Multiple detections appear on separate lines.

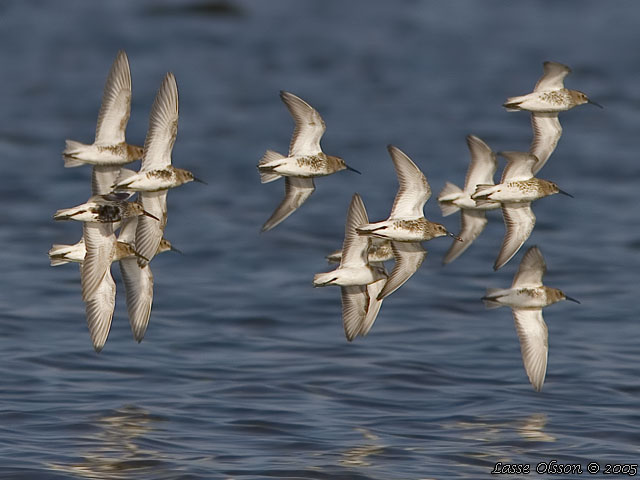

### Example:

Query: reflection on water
xmin=48 ymin=405 xmax=164 ymax=479
xmin=340 ymin=427 xmax=385 ymax=468
xmin=517 ymin=413 xmax=555 ymax=442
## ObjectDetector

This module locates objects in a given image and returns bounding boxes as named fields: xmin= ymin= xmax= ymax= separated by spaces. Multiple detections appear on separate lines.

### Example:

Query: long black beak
xmin=588 ymin=99 xmax=604 ymax=109
xmin=193 ymin=176 xmax=208 ymax=185
xmin=558 ymin=189 xmax=573 ymax=198
xmin=142 ymin=210 xmax=160 ymax=221
xmin=565 ymin=295 xmax=580 ymax=304
xmin=448 ymin=231 xmax=463 ymax=242
xmin=170 ymin=245 xmax=183 ymax=254
xmin=346 ymin=165 xmax=361 ymax=174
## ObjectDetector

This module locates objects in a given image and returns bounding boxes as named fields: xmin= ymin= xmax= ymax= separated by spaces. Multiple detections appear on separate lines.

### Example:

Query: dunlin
xmin=503 ymin=61 xmax=602 ymax=113
xmin=48 ymin=231 xmax=174 ymax=266
xmin=49 ymin=217 xmax=175 ymax=348
xmin=112 ymin=73 xmax=198 ymax=193
xmin=53 ymin=193 xmax=158 ymax=223
xmin=472 ymin=152 xmax=571 ymax=270
xmin=258 ymin=91 xmax=359 ymax=232
xmin=505 ymin=61 xmax=602 ymax=174
xmin=438 ymin=135 xmax=500 ymax=264
xmin=63 ymin=51 xmax=143 ymax=196
xmin=482 ymin=246 xmax=579 ymax=391
xmin=356 ymin=145 xmax=460 ymax=299
xmin=313 ymin=194 xmax=387 ymax=341
xmin=112 ymin=73 xmax=194 ymax=266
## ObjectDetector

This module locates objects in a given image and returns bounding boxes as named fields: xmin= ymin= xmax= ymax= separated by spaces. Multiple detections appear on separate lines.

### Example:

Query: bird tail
xmin=258 ymin=150 xmax=285 ymax=183
xmin=313 ymin=272 xmax=338 ymax=287
xmin=472 ymin=184 xmax=496 ymax=206
xmin=482 ymin=288 xmax=505 ymax=309
xmin=503 ymin=95 xmax=525 ymax=112
xmin=62 ymin=140 xmax=88 ymax=167
xmin=437 ymin=182 xmax=463 ymax=216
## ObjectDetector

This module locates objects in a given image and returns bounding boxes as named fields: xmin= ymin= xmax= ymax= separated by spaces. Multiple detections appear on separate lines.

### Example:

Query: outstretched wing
xmin=443 ymin=209 xmax=487 ymax=264
xmin=534 ymin=61 xmax=571 ymax=92
xmin=512 ymin=308 xmax=549 ymax=392
xmin=512 ymin=245 xmax=546 ymax=288
xmin=119 ymin=257 xmax=154 ymax=343
xmin=464 ymin=135 xmax=497 ymax=192
xmin=261 ymin=177 xmax=315 ymax=232
xmin=494 ymin=203 xmax=535 ymax=270
xmin=500 ymin=151 xmax=538 ymax=182
xmin=141 ymin=72 xmax=179 ymax=171
xmin=95 ymin=50 xmax=132 ymax=145
xmin=388 ymin=145 xmax=431 ymax=219
xmin=530 ymin=113 xmax=562 ymax=175
xmin=377 ymin=241 xmax=426 ymax=300
xmin=280 ymin=91 xmax=326 ymax=157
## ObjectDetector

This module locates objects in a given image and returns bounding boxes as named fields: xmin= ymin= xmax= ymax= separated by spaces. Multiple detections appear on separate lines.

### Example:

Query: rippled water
xmin=1 ymin=1 xmax=640 ymax=478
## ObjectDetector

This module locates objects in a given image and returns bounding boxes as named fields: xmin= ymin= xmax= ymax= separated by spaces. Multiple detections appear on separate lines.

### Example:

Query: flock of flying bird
xmin=258 ymin=61 xmax=601 ymax=391
xmin=49 ymin=51 xmax=200 ymax=352
xmin=48 ymin=52 xmax=600 ymax=391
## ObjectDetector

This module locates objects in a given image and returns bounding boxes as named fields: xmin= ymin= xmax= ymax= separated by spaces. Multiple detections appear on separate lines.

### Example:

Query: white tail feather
xmin=438 ymin=182 xmax=463 ymax=216
xmin=63 ymin=140 xmax=87 ymax=167
xmin=258 ymin=150 xmax=285 ymax=183
xmin=438 ymin=182 xmax=463 ymax=202
xmin=482 ymin=288 xmax=505 ymax=309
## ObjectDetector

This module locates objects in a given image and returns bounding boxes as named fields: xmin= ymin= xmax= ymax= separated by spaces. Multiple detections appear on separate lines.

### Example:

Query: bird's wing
xmin=92 ymin=165 xmax=122 ymax=196
xmin=533 ymin=61 xmax=571 ymax=92
xmin=530 ymin=113 xmax=562 ymax=175
xmin=141 ymin=72 xmax=178 ymax=171
xmin=494 ymin=203 xmax=535 ymax=270
xmin=512 ymin=308 xmax=549 ymax=392
xmin=359 ymin=274 xmax=386 ymax=337
xmin=95 ymin=50 xmax=131 ymax=146
xmin=388 ymin=145 xmax=431 ymax=219
xmin=443 ymin=209 xmax=487 ymax=264
xmin=512 ymin=245 xmax=546 ymax=288
xmin=341 ymin=285 xmax=368 ymax=342
xmin=280 ymin=91 xmax=326 ymax=157
xmin=261 ymin=177 xmax=315 ymax=232
xmin=135 ymin=190 xmax=168 ymax=266
xmin=81 ymin=222 xmax=116 ymax=301
xmin=340 ymin=194 xmax=370 ymax=268
xmin=500 ymin=151 xmax=538 ymax=182
xmin=84 ymin=266 xmax=116 ymax=352
xmin=119 ymin=257 xmax=154 ymax=343
xmin=464 ymin=135 xmax=497 ymax=192
xmin=377 ymin=241 xmax=426 ymax=300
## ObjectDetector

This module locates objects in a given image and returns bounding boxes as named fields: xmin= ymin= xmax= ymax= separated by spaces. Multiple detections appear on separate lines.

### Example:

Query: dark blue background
xmin=0 ymin=1 xmax=638 ymax=478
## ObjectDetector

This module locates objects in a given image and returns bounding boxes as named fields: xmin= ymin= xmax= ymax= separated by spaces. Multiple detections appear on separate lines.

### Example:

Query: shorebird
xmin=49 ymin=218 xmax=176 ymax=349
xmin=503 ymin=61 xmax=602 ymax=113
xmin=438 ymin=135 xmax=500 ymax=264
xmin=471 ymin=152 xmax=571 ymax=270
xmin=258 ymin=91 xmax=359 ymax=232
xmin=112 ymin=73 xmax=197 ymax=266
xmin=483 ymin=246 xmax=579 ymax=391
xmin=504 ymin=61 xmax=602 ymax=174
xmin=53 ymin=193 xmax=158 ymax=223
xmin=356 ymin=145 xmax=460 ymax=299
xmin=63 ymin=50 xmax=143 ymax=194
xmin=313 ymin=194 xmax=387 ymax=341
xmin=48 ymin=236 xmax=174 ymax=266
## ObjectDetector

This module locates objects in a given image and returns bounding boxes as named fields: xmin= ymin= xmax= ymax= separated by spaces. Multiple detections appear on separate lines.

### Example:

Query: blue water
xmin=1 ymin=0 xmax=639 ymax=478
